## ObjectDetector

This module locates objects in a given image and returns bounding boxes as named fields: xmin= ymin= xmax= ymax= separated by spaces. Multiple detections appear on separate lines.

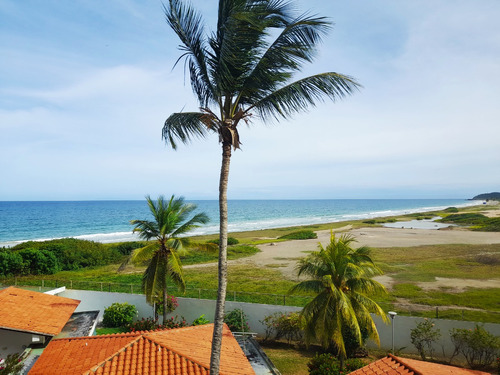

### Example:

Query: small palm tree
xmin=130 ymin=195 xmax=209 ymax=324
xmin=290 ymin=232 xmax=388 ymax=368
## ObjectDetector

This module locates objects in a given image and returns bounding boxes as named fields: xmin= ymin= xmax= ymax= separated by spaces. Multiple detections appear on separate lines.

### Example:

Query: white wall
xmin=58 ymin=289 xmax=500 ymax=360
xmin=0 ymin=329 xmax=47 ymax=358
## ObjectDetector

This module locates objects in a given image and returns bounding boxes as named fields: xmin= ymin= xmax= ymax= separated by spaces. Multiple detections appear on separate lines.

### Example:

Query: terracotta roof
xmin=0 ymin=286 xmax=80 ymax=336
xmin=29 ymin=324 xmax=255 ymax=375
xmin=349 ymin=354 xmax=491 ymax=375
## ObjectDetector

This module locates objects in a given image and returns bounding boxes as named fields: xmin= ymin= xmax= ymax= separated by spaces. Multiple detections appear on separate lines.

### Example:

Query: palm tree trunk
xmin=210 ymin=142 xmax=231 ymax=375
xmin=162 ymin=280 xmax=168 ymax=325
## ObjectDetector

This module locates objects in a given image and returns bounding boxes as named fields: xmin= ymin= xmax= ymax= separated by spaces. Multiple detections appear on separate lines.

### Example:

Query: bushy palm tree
xmin=290 ymin=233 xmax=388 ymax=368
xmin=130 ymin=195 xmax=209 ymax=324
xmin=162 ymin=0 xmax=360 ymax=372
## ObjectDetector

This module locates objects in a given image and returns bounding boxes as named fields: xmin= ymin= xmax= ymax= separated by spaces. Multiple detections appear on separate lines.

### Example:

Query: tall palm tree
xmin=130 ymin=195 xmax=209 ymax=324
xmin=290 ymin=233 xmax=388 ymax=368
xmin=162 ymin=0 xmax=360 ymax=372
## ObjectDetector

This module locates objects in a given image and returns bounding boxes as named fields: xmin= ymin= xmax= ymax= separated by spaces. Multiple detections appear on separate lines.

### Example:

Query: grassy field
xmin=3 ymin=205 xmax=500 ymax=321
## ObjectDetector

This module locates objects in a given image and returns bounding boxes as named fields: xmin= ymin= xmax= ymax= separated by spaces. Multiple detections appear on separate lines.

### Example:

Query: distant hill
xmin=472 ymin=192 xmax=500 ymax=200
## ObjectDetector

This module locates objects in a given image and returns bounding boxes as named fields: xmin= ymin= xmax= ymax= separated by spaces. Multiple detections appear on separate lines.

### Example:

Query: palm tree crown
xmin=291 ymin=233 xmax=388 ymax=361
xmin=162 ymin=0 xmax=360 ymax=150
xmin=130 ymin=195 xmax=209 ymax=323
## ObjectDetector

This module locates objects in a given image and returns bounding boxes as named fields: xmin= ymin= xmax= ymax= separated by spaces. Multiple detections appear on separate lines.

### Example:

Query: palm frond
xmin=240 ymin=13 xmax=331 ymax=103
xmin=164 ymin=0 xmax=214 ymax=105
xmin=250 ymin=73 xmax=361 ymax=121
xmin=131 ymin=243 xmax=158 ymax=265
xmin=167 ymin=251 xmax=186 ymax=292
xmin=162 ymin=112 xmax=216 ymax=150
xmin=142 ymin=254 xmax=167 ymax=304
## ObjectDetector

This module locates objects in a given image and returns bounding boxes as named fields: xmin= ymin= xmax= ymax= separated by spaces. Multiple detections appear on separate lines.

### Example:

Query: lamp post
xmin=388 ymin=311 xmax=397 ymax=353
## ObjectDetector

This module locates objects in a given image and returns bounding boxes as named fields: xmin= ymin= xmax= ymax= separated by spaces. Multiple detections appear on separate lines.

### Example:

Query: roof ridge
xmin=84 ymin=335 xmax=143 ymax=374
xmin=54 ymin=331 xmax=142 ymax=341
xmin=388 ymin=354 xmax=423 ymax=375
xmin=143 ymin=335 xmax=211 ymax=372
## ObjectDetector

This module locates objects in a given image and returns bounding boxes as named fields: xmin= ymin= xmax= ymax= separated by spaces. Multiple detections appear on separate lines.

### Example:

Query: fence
xmin=0 ymin=277 xmax=312 ymax=307
xmin=3 ymin=277 xmax=500 ymax=323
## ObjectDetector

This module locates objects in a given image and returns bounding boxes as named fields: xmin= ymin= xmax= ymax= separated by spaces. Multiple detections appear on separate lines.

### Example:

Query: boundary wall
xmin=59 ymin=289 xmax=500 ymax=358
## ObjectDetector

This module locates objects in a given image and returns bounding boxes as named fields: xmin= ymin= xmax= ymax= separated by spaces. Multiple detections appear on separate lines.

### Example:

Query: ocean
xmin=0 ymin=199 xmax=478 ymax=247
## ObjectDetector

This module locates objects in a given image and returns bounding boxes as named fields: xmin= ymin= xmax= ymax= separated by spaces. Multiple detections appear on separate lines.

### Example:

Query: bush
xmin=307 ymin=353 xmax=364 ymax=375
xmin=11 ymin=238 xmax=122 ymax=271
xmin=0 ymin=250 xmax=24 ymax=276
xmin=153 ymin=295 xmax=179 ymax=316
xmin=342 ymin=325 xmax=369 ymax=358
xmin=18 ymin=248 xmax=60 ymax=275
xmin=278 ymin=230 xmax=317 ymax=240
xmin=207 ymin=237 xmax=239 ymax=246
xmin=127 ymin=315 xmax=188 ymax=332
xmin=224 ymin=309 xmax=250 ymax=332
xmin=103 ymin=302 xmax=137 ymax=328
xmin=261 ymin=312 xmax=304 ymax=344
xmin=109 ymin=241 xmax=145 ymax=255
xmin=444 ymin=207 xmax=459 ymax=213
xmin=362 ymin=220 xmax=376 ymax=224
xmin=0 ymin=353 xmax=24 ymax=375
xmin=450 ymin=324 xmax=500 ymax=369
xmin=410 ymin=319 xmax=441 ymax=360
xmin=192 ymin=314 xmax=210 ymax=326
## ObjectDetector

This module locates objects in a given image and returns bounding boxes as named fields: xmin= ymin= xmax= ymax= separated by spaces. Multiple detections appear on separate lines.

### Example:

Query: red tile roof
xmin=349 ymin=354 xmax=491 ymax=375
xmin=0 ymin=286 xmax=80 ymax=336
xmin=29 ymin=324 xmax=255 ymax=375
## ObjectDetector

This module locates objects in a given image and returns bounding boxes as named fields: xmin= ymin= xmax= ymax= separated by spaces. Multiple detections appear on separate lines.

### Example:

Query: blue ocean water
xmin=0 ymin=199 xmax=477 ymax=247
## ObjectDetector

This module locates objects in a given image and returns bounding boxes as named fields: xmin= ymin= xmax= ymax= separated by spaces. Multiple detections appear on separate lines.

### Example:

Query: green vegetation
xmin=129 ymin=195 xmax=209 ymax=323
xmin=207 ymin=237 xmax=239 ymax=246
xmin=224 ymin=308 xmax=250 ymax=332
xmin=278 ymin=231 xmax=318 ymax=240
xmin=103 ymin=302 xmax=137 ymax=328
xmin=438 ymin=213 xmax=500 ymax=231
xmin=0 ymin=238 xmax=122 ymax=276
xmin=291 ymin=234 xmax=388 ymax=365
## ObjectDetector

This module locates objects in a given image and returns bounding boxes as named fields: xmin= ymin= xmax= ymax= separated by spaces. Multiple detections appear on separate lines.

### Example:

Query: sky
xmin=1 ymin=0 xmax=499 ymax=201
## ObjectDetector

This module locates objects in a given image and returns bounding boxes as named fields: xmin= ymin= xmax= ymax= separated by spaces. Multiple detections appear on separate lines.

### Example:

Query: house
xmin=0 ymin=286 xmax=80 ymax=357
xmin=349 ymin=354 xmax=491 ymax=375
xmin=29 ymin=323 xmax=256 ymax=374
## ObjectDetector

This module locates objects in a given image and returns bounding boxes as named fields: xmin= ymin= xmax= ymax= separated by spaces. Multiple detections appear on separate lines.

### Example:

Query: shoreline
xmin=0 ymin=200 xmax=492 ymax=248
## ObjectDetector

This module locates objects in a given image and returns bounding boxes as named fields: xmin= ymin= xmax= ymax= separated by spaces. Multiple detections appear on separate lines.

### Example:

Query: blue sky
xmin=1 ymin=0 xmax=499 ymax=200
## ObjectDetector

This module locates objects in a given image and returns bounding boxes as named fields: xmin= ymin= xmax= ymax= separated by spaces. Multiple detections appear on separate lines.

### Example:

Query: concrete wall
xmin=0 ymin=329 xmax=47 ymax=358
xmin=58 ymin=289 xmax=500 ymax=359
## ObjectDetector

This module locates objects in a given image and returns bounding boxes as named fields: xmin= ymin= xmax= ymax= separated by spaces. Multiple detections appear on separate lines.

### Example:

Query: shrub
xmin=0 ymin=353 xmax=24 ymax=375
xmin=126 ymin=315 xmax=188 ymax=332
xmin=278 ymin=230 xmax=317 ymax=240
xmin=450 ymin=324 xmax=500 ymax=369
xmin=18 ymin=248 xmax=60 ymax=275
xmin=260 ymin=312 xmax=305 ymax=344
xmin=110 ymin=241 xmax=145 ymax=255
xmin=128 ymin=317 xmax=160 ymax=332
xmin=207 ymin=237 xmax=239 ymax=245
xmin=362 ymin=220 xmax=376 ymax=224
xmin=12 ymin=238 xmax=122 ymax=271
xmin=153 ymin=295 xmax=179 ymax=316
xmin=307 ymin=353 xmax=364 ymax=375
xmin=444 ymin=207 xmax=459 ymax=213
xmin=410 ymin=319 xmax=441 ymax=360
xmin=103 ymin=302 xmax=137 ymax=328
xmin=224 ymin=309 xmax=250 ymax=332
xmin=342 ymin=325 xmax=369 ymax=358
xmin=0 ymin=250 xmax=24 ymax=276
xmin=192 ymin=314 xmax=210 ymax=326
